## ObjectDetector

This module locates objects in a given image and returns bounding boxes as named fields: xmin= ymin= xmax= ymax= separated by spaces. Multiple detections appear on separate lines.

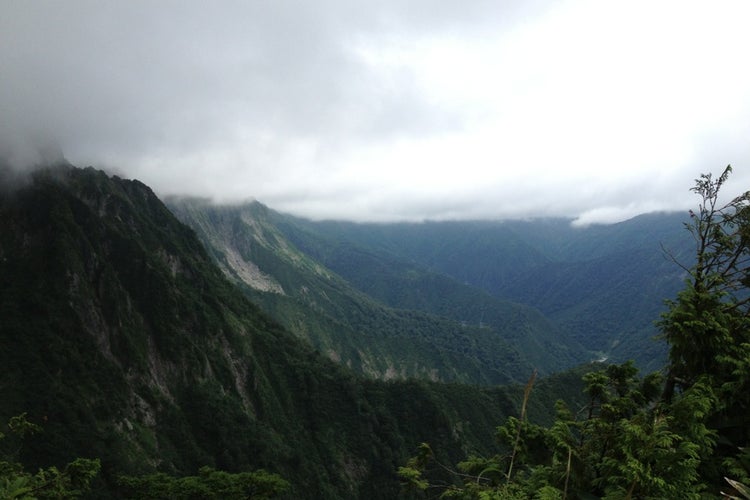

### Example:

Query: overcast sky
xmin=2 ymin=1 xmax=749 ymax=224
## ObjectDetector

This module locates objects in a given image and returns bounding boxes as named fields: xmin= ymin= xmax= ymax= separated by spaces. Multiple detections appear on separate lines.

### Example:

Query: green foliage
xmin=168 ymin=198 xmax=545 ymax=385
xmin=10 ymin=163 xmax=750 ymax=498
xmin=397 ymin=443 xmax=433 ymax=494
xmin=117 ymin=466 xmax=289 ymax=499
xmin=660 ymin=166 xmax=750 ymax=385
xmin=402 ymin=362 xmax=712 ymax=499
xmin=0 ymin=414 xmax=100 ymax=499
xmin=1 ymin=165 xmax=522 ymax=498
xmin=659 ymin=166 xmax=750 ymax=486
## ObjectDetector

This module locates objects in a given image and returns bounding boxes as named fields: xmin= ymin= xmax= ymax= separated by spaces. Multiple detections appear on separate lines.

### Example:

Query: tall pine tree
xmin=660 ymin=166 xmax=750 ymax=485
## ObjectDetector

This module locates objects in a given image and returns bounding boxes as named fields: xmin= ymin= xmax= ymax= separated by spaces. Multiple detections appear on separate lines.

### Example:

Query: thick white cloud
xmin=2 ymin=0 xmax=749 ymax=222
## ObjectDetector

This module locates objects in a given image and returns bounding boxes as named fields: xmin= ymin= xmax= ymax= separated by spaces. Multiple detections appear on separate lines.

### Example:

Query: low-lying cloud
xmin=2 ymin=1 xmax=749 ymax=223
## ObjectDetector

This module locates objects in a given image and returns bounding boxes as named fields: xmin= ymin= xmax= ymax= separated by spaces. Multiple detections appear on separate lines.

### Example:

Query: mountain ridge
xmin=0 ymin=164 xmax=530 ymax=498
xmin=168 ymin=197 xmax=589 ymax=382
xmin=278 ymin=212 xmax=691 ymax=369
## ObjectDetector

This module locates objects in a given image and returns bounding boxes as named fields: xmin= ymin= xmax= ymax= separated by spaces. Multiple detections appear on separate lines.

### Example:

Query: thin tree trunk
xmin=563 ymin=447 xmax=572 ymax=500
xmin=626 ymin=477 xmax=637 ymax=499
xmin=507 ymin=370 xmax=537 ymax=483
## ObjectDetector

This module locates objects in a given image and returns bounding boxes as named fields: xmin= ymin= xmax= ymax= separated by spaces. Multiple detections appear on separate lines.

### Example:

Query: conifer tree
xmin=660 ymin=165 xmax=750 ymax=484
xmin=661 ymin=166 xmax=750 ymax=393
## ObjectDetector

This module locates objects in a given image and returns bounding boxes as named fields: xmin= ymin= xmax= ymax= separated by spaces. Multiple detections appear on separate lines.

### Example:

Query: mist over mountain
xmin=3 ymin=2 xmax=749 ymax=223
xmin=0 ymin=162 xmax=703 ymax=497
xmin=3 ymin=1 xmax=749 ymax=495
xmin=1 ymin=164 xmax=548 ymax=498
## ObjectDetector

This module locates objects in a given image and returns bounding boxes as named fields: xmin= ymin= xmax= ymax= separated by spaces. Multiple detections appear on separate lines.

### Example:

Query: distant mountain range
xmin=169 ymin=199 xmax=692 ymax=375
xmin=0 ymin=163 xmax=694 ymax=497
xmin=2 ymin=164 xmax=551 ymax=498
xmin=168 ymin=199 xmax=591 ymax=384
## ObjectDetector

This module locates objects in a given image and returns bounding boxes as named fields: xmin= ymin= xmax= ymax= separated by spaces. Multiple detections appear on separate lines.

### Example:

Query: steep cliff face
xmin=1 ymin=165 xmax=262 ymax=469
xmin=0 ymin=165 xmax=516 ymax=498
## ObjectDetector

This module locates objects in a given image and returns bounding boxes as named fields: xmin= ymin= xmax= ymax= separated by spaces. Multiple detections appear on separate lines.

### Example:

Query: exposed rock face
xmin=218 ymin=244 xmax=285 ymax=294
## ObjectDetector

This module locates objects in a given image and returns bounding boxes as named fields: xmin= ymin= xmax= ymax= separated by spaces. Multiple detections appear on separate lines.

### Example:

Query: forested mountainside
xmin=168 ymin=199 xmax=588 ymax=383
xmin=280 ymin=213 xmax=692 ymax=370
xmin=0 ymin=164 xmax=561 ymax=498
xmin=2 ymin=163 xmax=747 ymax=498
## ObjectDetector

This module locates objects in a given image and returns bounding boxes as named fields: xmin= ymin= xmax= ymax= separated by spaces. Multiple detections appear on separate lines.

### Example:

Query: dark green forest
xmin=1 ymin=163 xmax=748 ymax=498
xmin=0 ymin=165 xmax=579 ymax=498
xmin=167 ymin=198 xmax=584 ymax=384
xmin=279 ymin=207 xmax=691 ymax=372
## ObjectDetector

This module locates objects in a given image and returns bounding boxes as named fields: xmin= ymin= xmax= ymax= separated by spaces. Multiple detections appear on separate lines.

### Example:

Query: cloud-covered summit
xmin=2 ymin=1 xmax=749 ymax=223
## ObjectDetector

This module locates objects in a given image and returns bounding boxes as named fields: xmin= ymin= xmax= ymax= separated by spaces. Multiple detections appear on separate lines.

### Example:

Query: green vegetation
xmin=0 ymin=414 xmax=100 ymax=499
xmin=117 ymin=467 xmax=289 ymax=499
xmin=401 ymin=361 xmax=715 ymax=498
xmin=398 ymin=166 xmax=750 ymax=498
xmin=285 ymin=207 xmax=692 ymax=371
xmin=0 ymin=165 xmax=523 ymax=498
xmin=0 ymin=412 xmax=286 ymax=500
xmin=269 ymin=222 xmax=587 ymax=373
xmin=3 ymin=162 xmax=746 ymax=498
xmin=168 ymin=198 xmax=566 ymax=384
